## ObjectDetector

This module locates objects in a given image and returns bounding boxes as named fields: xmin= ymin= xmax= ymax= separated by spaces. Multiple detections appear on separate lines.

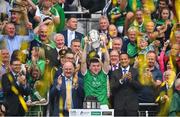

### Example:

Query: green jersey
xmin=53 ymin=3 xmax=65 ymax=32
xmin=127 ymin=42 xmax=138 ymax=58
xmin=169 ymin=92 xmax=180 ymax=116
xmin=127 ymin=0 xmax=142 ymax=12
xmin=130 ymin=20 xmax=146 ymax=33
xmin=109 ymin=6 xmax=127 ymax=26
xmin=83 ymin=70 xmax=108 ymax=105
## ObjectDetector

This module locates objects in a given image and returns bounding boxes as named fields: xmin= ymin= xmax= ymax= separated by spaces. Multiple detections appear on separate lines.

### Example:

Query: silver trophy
xmin=87 ymin=29 xmax=107 ymax=60
xmin=88 ymin=29 xmax=101 ymax=49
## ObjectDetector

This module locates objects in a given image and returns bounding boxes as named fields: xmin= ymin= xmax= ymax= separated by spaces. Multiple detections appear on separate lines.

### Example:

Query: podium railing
xmin=69 ymin=109 xmax=114 ymax=117
xmin=138 ymin=103 xmax=159 ymax=117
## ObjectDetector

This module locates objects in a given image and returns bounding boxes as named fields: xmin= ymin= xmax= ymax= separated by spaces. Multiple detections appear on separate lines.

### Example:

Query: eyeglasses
xmin=12 ymin=64 xmax=21 ymax=66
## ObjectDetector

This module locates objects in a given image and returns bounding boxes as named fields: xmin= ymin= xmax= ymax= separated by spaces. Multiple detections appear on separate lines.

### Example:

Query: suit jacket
xmin=108 ymin=63 xmax=121 ymax=79
xmin=50 ymin=75 xmax=84 ymax=116
xmin=110 ymin=66 xmax=141 ymax=110
xmin=1 ymin=72 xmax=30 ymax=116
xmin=60 ymin=30 xmax=84 ymax=46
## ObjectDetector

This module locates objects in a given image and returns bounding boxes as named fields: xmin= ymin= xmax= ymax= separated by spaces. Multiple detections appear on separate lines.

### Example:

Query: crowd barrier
xmin=69 ymin=109 xmax=114 ymax=117
xmin=68 ymin=103 xmax=159 ymax=117
xmin=25 ymin=92 xmax=49 ymax=117
xmin=25 ymin=101 xmax=160 ymax=117
xmin=138 ymin=103 xmax=159 ymax=117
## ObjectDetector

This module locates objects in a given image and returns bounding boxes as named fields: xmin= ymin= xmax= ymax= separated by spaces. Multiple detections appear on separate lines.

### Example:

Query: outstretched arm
xmin=101 ymin=35 xmax=110 ymax=74
xmin=81 ymin=37 xmax=88 ymax=75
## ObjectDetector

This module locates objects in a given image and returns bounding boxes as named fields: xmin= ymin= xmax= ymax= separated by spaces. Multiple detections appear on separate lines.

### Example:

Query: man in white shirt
xmin=60 ymin=16 xmax=83 ymax=47
xmin=110 ymin=52 xmax=141 ymax=116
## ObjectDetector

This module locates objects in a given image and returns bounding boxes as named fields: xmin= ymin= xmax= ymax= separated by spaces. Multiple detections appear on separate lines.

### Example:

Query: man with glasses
xmin=1 ymin=57 xmax=30 ymax=116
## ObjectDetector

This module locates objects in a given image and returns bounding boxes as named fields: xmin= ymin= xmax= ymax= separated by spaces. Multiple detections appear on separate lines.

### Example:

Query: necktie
xmin=112 ymin=65 xmax=117 ymax=71
xmin=112 ymin=66 xmax=114 ymax=71
xmin=123 ymin=69 xmax=127 ymax=82
xmin=123 ymin=69 xmax=127 ymax=75
xmin=66 ymin=79 xmax=72 ymax=111
xmin=14 ymin=74 xmax=18 ymax=80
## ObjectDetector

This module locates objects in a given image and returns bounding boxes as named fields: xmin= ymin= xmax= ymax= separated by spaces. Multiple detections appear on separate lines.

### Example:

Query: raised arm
xmin=101 ymin=35 xmax=110 ymax=74
xmin=27 ymin=0 xmax=37 ymax=12
xmin=33 ymin=19 xmax=53 ymax=34
xmin=81 ymin=37 xmax=88 ymax=75
xmin=20 ymin=27 xmax=35 ymax=42
xmin=51 ymin=8 xmax=60 ymax=25
xmin=158 ymin=41 xmax=169 ymax=73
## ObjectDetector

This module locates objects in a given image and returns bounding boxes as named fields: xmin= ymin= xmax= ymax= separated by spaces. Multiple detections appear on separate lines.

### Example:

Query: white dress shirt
xmin=121 ymin=65 xmax=130 ymax=75
xmin=67 ymin=29 xmax=75 ymax=47
xmin=119 ymin=65 xmax=130 ymax=84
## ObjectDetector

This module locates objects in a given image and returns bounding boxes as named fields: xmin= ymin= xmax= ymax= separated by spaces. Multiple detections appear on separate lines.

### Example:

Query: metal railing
xmin=102 ymin=0 xmax=112 ymax=16
xmin=25 ymin=92 xmax=49 ymax=117
xmin=138 ymin=103 xmax=159 ymax=117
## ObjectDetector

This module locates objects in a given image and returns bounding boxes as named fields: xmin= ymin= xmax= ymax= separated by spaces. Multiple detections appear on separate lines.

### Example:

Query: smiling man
xmin=1 ymin=57 xmax=30 ymax=116
xmin=0 ymin=22 xmax=34 ymax=56
xmin=110 ymin=50 xmax=120 ymax=71
xmin=110 ymin=52 xmax=141 ymax=116
xmin=29 ymin=24 xmax=57 ymax=67
xmin=50 ymin=61 xmax=84 ymax=116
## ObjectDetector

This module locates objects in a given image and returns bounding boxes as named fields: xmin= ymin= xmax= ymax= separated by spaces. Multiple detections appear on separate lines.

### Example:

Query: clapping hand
xmin=17 ymin=73 xmax=27 ymax=85
xmin=123 ymin=72 xmax=132 ymax=81
xmin=161 ymin=95 xmax=169 ymax=103
xmin=73 ymin=72 xmax=78 ymax=89
xmin=57 ymin=75 xmax=62 ymax=86
xmin=144 ymin=68 xmax=154 ymax=84
xmin=126 ymin=72 xmax=132 ymax=81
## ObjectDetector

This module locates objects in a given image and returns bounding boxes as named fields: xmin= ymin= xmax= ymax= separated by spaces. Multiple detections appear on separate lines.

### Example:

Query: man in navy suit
xmin=110 ymin=52 xmax=141 ymax=116
xmin=50 ymin=61 xmax=84 ymax=116
xmin=2 ymin=57 xmax=30 ymax=116
xmin=60 ymin=16 xmax=84 ymax=47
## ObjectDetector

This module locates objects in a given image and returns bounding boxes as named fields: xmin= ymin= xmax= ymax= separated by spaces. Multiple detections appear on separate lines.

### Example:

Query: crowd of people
xmin=0 ymin=0 xmax=180 ymax=116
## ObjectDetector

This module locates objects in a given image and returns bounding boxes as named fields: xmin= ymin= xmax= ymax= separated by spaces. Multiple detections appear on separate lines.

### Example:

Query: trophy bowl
xmin=88 ymin=29 xmax=100 ymax=49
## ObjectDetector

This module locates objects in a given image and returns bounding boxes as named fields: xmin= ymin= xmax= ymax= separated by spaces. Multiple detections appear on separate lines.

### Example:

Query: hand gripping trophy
xmin=86 ymin=29 xmax=107 ymax=60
